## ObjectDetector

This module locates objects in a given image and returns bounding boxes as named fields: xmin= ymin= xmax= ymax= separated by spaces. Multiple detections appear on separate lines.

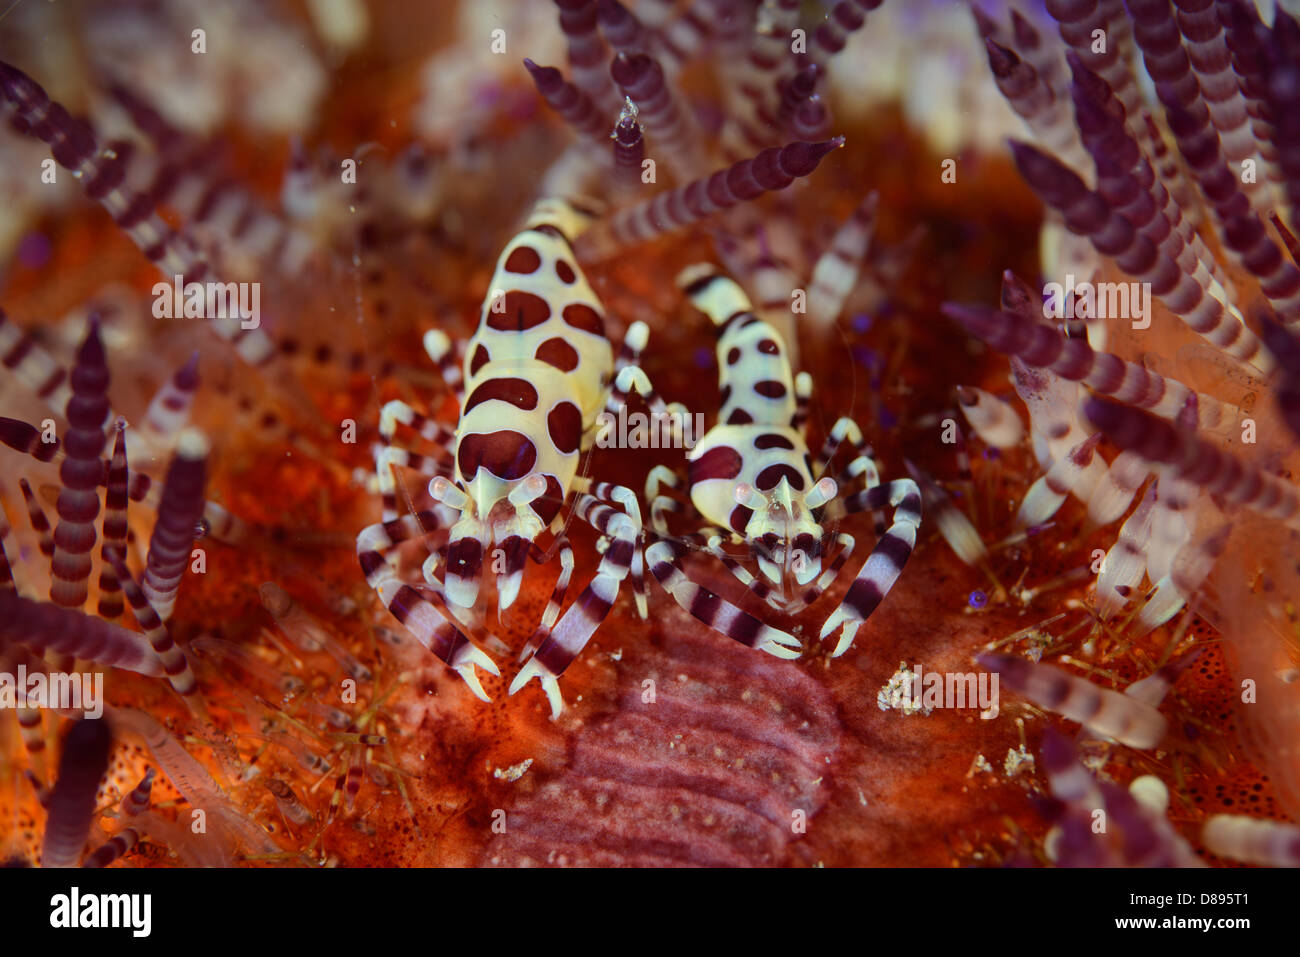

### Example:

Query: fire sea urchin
xmin=0 ymin=0 xmax=1298 ymax=904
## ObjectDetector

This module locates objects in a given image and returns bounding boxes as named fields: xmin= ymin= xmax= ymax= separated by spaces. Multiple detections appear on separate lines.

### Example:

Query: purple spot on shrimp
xmin=968 ymin=590 xmax=988 ymax=610
xmin=693 ymin=347 xmax=713 ymax=369
xmin=879 ymin=407 xmax=897 ymax=429
xmin=851 ymin=313 xmax=872 ymax=334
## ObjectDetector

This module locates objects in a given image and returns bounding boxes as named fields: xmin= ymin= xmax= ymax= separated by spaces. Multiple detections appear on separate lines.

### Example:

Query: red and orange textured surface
xmin=0 ymin=0 xmax=1289 ymax=867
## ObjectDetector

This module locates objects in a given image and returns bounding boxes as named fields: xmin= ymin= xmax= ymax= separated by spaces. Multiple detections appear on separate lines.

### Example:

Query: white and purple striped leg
xmin=374 ymin=399 xmax=457 ymax=521
xmin=814 ymin=416 xmax=880 ymax=487
xmin=781 ymin=533 xmax=855 ymax=615
xmin=518 ymin=533 xmax=575 ymax=662
xmin=357 ymin=511 xmax=497 ymax=698
xmin=645 ymin=464 xmax=687 ymax=537
xmin=645 ymin=537 xmax=802 ymax=660
xmin=574 ymin=476 xmax=647 ymax=619
xmin=704 ymin=533 xmax=780 ymax=606
xmin=602 ymin=321 xmax=688 ymax=447
xmin=819 ymin=478 xmax=922 ymax=656
xmin=422 ymin=330 xmax=466 ymax=403
xmin=508 ymin=491 xmax=641 ymax=718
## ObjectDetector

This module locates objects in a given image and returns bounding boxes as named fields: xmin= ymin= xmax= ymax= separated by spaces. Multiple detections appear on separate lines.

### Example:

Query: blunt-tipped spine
xmin=956 ymin=385 xmax=1026 ymax=449
xmin=82 ymin=829 xmax=139 ymax=868
xmin=122 ymin=768 xmax=155 ymax=817
xmin=978 ymin=652 xmax=1167 ymax=747
xmin=0 ymin=591 xmax=163 ymax=676
xmin=142 ymin=428 xmax=209 ymax=620
xmin=40 ymin=718 xmax=112 ymax=867
xmin=0 ymin=416 xmax=60 ymax=463
xmin=1203 ymin=814 xmax=1300 ymax=866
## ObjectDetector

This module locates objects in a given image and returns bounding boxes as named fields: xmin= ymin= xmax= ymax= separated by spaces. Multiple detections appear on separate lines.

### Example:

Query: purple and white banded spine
xmin=0 ymin=591 xmax=163 ymax=677
xmin=806 ymin=191 xmax=877 ymax=326
xmin=16 ymin=478 xmax=54 ymax=558
xmin=122 ymin=767 xmax=156 ymax=817
xmin=49 ymin=320 xmax=109 ymax=612
xmin=977 ymin=652 xmax=1167 ymax=748
xmin=0 ymin=308 xmax=71 ymax=412
xmin=610 ymin=51 xmax=704 ymax=175
xmin=109 ymin=552 xmax=203 ymax=709
xmin=523 ymin=58 xmax=611 ymax=144
xmin=941 ymin=301 xmax=1233 ymax=430
xmin=1260 ymin=317 xmax=1300 ymax=442
xmin=1126 ymin=0 xmax=1300 ymax=324
xmin=141 ymin=353 xmax=200 ymax=446
xmin=82 ymin=829 xmax=140 ymax=868
xmin=611 ymin=106 xmax=645 ymax=187
xmin=0 ymin=416 xmax=60 ymax=464
xmin=1008 ymin=140 xmax=1268 ymax=361
xmin=555 ymin=0 xmax=623 ymax=116
xmin=1047 ymin=0 xmax=1146 ymax=146
xmin=810 ymin=0 xmax=883 ymax=65
xmin=40 ymin=718 xmax=112 ymax=867
xmin=596 ymin=0 xmax=654 ymax=58
xmin=1085 ymin=395 xmax=1300 ymax=527
xmin=577 ymin=137 xmax=844 ymax=258
xmin=1169 ymin=0 xmax=1268 ymax=204
xmin=719 ymin=0 xmax=801 ymax=157
xmin=95 ymin=421 xmax=130 ymax=622
xmin=1067 ymin=54 xmax=1249 ymax=354
xmin=141 ymin=428 xmax=209 ymax=620
xmin=982 ymin=38 xmax=1090 ymax=175
xmin=0 ymin=60 xmax=276 ymax=366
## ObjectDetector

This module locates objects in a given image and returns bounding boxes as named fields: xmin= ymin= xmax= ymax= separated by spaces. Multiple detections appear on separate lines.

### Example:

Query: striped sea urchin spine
xmin=48 ymin=319 xmax=109 ymax=612
xmin=141 ymin=427 xmax=209 ymax=621
xmin=578 ymin=137 xmax=845 ymax=255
